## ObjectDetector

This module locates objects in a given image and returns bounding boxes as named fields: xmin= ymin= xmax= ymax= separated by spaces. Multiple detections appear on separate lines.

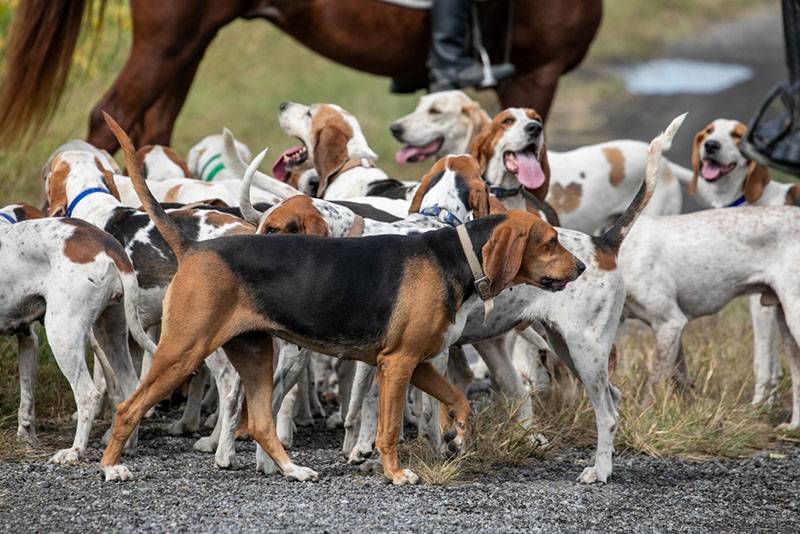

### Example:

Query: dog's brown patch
xmin=203 ymin=210 xmax=254 ymax=234
xmin=548 ymin=183 xmax=582 ymax=214
xmin=602 ymin=147 xmax=625 ymax=186
xmin=62 ymin=219 xmax=133 ymax=272
xmin=12 ymin=203 xmax=44 ymax=221
xmin=47 ymin=158 xmax=70 ymax=216
xmin=594 ymin=246 xmax=617 ymax=271
xmin=164 ymin=185 xmax=182 ymax=203
xmin=786 ymin=184 xmax=800 ymax=207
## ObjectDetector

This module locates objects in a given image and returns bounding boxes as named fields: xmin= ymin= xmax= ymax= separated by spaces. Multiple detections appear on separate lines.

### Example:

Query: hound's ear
xmin=100 ymin=149 xmax=122 ymax=173
xmin=689 ymin=130 xmax=705 ymax=196
xmin=47 ymin=160 xmax=69 ymax=217
xmin=163 ymin=147 xmax=193 ymax=178
xmin=95 ymin=158 xmax=121 ymax=200
xmin=313 ymin=125 xmax=350 ymax=197
xmin=469 ymin=128 xmax=494 ymax=172
xmin=743 ymin=160 xmax=770 ymax=203
xmin=481 ymin=220 xmax=530 ymax=296
xmin=408 ymin=160 xmax=443 ymax=213
xmin=534 ymin=143 xmax=551 ymax=203
xmin=302 ymin=211 xmax=330 ymax=237
xmin=468 ymin=181 xmax=490 ymax=219
xmin=198 ymin=198 xmax=230 ymax=208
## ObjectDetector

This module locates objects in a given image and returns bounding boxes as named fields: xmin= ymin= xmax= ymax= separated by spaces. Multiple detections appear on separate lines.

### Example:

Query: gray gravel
xmin=1 ymin=416 xmax=798 ymax=533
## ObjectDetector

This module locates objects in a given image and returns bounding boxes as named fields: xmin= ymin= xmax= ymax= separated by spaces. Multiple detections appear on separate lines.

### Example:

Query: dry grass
xmin=405 ymin=299 xmax=792 ymax=485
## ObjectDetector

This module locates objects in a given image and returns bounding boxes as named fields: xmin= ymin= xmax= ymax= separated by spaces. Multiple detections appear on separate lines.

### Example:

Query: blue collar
xmin=0 ymin=212 xmax=16 ymax=224
xmin=420 ymin=205 xmax=463 ymax=227
xmin=66 ymin=187 xmax=111 ymax=217
xmin=489 ymin=185 xmax=522 ymax=199
xmin=726 ymin=195 xmax=747 ymax=208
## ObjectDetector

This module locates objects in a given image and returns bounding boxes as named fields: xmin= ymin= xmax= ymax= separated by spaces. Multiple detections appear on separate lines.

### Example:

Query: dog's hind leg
xmin=17 ymin=329 xmax=39 ymax=445
xmin=224 ymin=333 xmax=318 ymax=482
xmin=343 ymin=361 xmax=374 ymax=459
xmin=750 ymin=296 xmax=781 ymax=405
xmin=776 ymin=305 xmax=800 ymax=431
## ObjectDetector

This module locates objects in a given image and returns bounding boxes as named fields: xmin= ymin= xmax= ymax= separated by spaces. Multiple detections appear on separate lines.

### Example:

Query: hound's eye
xmin=265 ymin=227 xmax=279 ymax=234
xmin=306 ymin=110 xmax=312 ymax=117
xmin=502 ymin=117 xmax=515 ymax=126
xmin=731 ymin=130 xmax=743 ymax=139
xmin=429 ymin=107 xmax=441 ymax=115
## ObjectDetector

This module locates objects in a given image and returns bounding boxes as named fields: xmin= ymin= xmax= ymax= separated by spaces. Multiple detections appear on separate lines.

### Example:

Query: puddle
xmin=617 ymin=59 xmax=753 ymax=95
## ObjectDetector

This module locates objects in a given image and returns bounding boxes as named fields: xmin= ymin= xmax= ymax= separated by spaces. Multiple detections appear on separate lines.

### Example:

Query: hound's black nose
xmin=704 ymin=139 xmax=721 ymax=154
xmin=576 ymin=260 xmax=587 ymax=276
xmin=389 ymin=123 xmax=404 ymax=141
xmin=525 ymin=121 xmax=542 ymax=137
xmin=279 ymin=101 xmax=290 ymax=112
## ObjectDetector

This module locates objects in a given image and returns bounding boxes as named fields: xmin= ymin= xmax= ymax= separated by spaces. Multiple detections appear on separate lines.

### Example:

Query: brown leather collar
xmin=336 ymin=157 xmax=375 ymax=178
xmin=347 ymin=215 xmax=365 ymax=237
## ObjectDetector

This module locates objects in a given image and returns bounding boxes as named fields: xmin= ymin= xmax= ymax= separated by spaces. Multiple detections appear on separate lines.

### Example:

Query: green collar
xmin=200 ymin=153 xmax=225 ymax=182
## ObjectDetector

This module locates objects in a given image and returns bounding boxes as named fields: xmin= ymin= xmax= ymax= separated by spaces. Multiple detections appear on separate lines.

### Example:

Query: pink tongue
xmin=701 ymin=161 xmax=722 ymax=180
xmin=272 ymin=146 xmax=303 ymax=182
xmin=516 ymin=152 xmax=546 ymax=189
xmin=395 ymin=139 xmax=440 ymax=164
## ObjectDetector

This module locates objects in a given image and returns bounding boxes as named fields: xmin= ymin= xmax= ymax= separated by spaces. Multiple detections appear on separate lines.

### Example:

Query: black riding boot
xmin=428 ymin=0 xmax=514 ymax=92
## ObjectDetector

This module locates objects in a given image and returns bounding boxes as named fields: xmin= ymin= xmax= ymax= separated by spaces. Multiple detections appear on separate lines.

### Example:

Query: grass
xmin=0 ymin=1 xmax=791 ymax=469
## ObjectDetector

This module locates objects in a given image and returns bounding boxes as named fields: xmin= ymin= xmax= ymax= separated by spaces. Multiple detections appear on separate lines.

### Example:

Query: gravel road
xmin=1 ymin=416 xmax=798 ymax=533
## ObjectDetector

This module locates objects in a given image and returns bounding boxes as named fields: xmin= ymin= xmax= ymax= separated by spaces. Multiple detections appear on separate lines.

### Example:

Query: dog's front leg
xmin=375 ymin=354 xmax=419 ymax=486
xmin=17 ymin=329 xmax=39 ymax=445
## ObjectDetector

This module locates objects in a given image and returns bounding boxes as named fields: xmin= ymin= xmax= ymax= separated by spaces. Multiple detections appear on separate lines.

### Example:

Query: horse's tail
xmin=0 ymin=1 xmax=106 ymax=147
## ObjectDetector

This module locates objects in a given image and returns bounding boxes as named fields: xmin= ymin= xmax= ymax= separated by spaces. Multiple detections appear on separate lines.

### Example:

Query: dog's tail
xmin=239 ymin=147 xmax=271 ymax=225
xmin=103 ymin=112 xmax=189 ymax=260
xmin=222 ymin=127 xmax=303 ymax=200
xmin=598 ymin=113 xmax=687 ymax=253
xmin=119 ymin=269 xmax=157 ymax=355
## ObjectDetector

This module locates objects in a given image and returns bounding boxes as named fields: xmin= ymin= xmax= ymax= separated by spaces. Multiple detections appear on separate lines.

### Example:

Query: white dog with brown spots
xmin=0 ymin=203 xmax=151 ymax=464
xmin=391 ymin=90 xmax=692 ymax=234
xmin=686 ymin=118 xmax=800 ymax=405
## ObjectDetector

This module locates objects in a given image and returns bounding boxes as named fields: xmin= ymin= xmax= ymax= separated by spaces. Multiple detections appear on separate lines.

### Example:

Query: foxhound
xmin=100 ymin=112 xmax=584 ymax=485
xmin=0 ymin=203 xmax=150 ymax=464
xmin=687 ymin=118 xmax=800 ymax=404
xmin=391 ymin=91 xmax=691 ymax=233
xmin=619 ymin=206 xmax=800 ymax=430
xmin=187 ymin=133 xmax=253 ymax=183
xmin=276 ymin=102 xmax=417 ymax=216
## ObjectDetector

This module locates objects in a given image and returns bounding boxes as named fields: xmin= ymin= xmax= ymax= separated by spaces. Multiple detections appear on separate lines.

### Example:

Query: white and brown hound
xmin=0 ymin=203 xmax=150 ymax=463
xmin=687 ymin=118 xmax=800 ymax=404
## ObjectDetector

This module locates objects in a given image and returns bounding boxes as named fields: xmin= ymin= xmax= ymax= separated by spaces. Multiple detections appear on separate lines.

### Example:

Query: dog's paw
xmin=204 ymin=412 xmax=218 ymax=429
xmin=103 ymin=464 xmax=133 ymax=482
xmin=347 ymin=444 xmax=373 ymax=465
xmin=214 ymin=448 xmax=236 ymax=470
xmin=577 ymin=466 xmax=609 ymax=484
xmin=256 ymin=451 xmax=279 ymax=475
xmin=16 ymin=426 xmax=39 ymax=447
xmin=326 ymin=412 xmax=342 ymax=429
xmin=50 ymin=447 xmax=81 ymax=465
xmin=284 ymin=464 xmax=319 ymax=482
xmin=167 ymin=419 xmax=198 ymax=437
xmin=391 ymin=468 xmax=419 ymax=486
xmin=776 ymin=422 xmax=799 ymax=432
xmin=529 ymin=432 xmax=550 ymax=449
xmin=194 ymin=436 xmax=217 ymax=453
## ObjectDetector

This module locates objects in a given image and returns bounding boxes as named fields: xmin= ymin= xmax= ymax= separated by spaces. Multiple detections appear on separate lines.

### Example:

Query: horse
xmin=0 ymin=0 xmax=602 ymax=152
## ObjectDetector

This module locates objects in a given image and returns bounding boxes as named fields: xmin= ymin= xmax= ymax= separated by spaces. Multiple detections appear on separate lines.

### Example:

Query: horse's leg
xmin=496 ymin=63 xmax=564 ymax=119
xmin=87 ymin=1 xmax=240 ymax=150
xmin=139 ymin=54 xmax=203 ymax=146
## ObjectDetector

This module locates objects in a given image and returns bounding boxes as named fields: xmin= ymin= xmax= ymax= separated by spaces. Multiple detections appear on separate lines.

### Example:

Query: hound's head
xmin=408 ymin=154 xmax=495 ymax=223
xmin=135 ymin=145 xmax=191 ymax=181
xmin=0 ymin=203 xmax=44 ymax=224
xmin=470 ymin=108 xmax=550 ymax=203
xmin=277 ymin=102 xmax=377 ymax=197
xmin=481 ymin=211 xmax=584 ymax=296
xmin=45 ymin=150 xmax=120 ymax=217
xmin=690 ymin=119 xmax=769 ymax=205
xmin=187 ymin=134 xmax=253 ymax=182
xmin=41 ymin=139 xmax=120 ymax=184
xmin=257 ymin=195 xmax=330 ymax=237
xmin=391 ymin=91 xmax=490 ymax=164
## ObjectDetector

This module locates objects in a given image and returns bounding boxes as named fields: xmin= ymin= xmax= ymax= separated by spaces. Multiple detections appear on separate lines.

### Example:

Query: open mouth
xmin=539 ymin=277 xmax=569 ymax=292
xmin=395 ymin=137 xmax=444 ymax=164
xmin=503 ymin=144 xmax=546 ymax=190
xmin=272 ymin=145 xmax=308 ymax=182
xmin=700 ymin=158 xmax=736 ymax=181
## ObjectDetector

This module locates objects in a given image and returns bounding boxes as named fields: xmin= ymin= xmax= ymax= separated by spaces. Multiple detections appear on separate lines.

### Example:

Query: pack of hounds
xmin=3 ymin=90 xmax=800 ymax=486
